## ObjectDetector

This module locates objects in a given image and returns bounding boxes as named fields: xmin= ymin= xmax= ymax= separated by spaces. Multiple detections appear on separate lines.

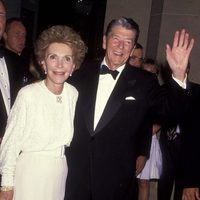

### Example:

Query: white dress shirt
xmin=93 ymin=60 xmax=187 ymax=130
xmin=0 ymin=57 xmax=10 ymax=115
xmin=94 ymin=59 xmax=125 ymax=130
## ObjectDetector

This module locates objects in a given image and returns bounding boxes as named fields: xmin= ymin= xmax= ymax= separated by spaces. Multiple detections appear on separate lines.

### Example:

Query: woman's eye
xmin=64 ymin=56 xmax=73 ymax=63
xmin=49 ymin=54 xmax=57 ymax=60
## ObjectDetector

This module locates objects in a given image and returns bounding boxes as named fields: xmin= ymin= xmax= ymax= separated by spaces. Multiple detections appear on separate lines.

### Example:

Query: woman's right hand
xmin=0 ymin=190 xmax=14 ymax=200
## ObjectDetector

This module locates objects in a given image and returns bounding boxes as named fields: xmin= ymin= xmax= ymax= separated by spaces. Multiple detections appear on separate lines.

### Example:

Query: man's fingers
xmin=178 ymin=29 xmax=186 ymax=47
xmin=172 ymin=31 xmax=180 ymax=48
xmin=188 ymin=38 xmax=195 ymax=53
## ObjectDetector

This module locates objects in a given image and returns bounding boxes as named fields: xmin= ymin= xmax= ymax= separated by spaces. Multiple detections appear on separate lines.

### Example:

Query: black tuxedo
xmin=65 ymin=61 xmax=187 ymax=200
xmin=158 ymin=121 xmax=182 ymax=200
xmin=179 ymin=81 xmax=200 ymax=189
xmin=158 ymin=81 xmax=200 ymax=200
xmin=0 ymin=47 xmax=24 ymax=138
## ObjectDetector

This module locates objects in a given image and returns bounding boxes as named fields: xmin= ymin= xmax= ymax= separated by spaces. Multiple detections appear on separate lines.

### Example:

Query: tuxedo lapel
xmin=94 ymin=66 xmax=137 ymax=133
xmin=82 ymin=64 xmax=100 ymax=134
xmin=4 ymin=56 xmax=18 ymax=105
xmin=3 ymin=49 xmax=21 ymax=105
xmin=0 ymin=91 xmax=7 ymax=137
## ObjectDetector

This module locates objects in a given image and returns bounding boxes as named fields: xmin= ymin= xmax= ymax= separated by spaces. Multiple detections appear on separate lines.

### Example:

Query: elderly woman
xmin=0 ymin=25 xmax=86 ymax=200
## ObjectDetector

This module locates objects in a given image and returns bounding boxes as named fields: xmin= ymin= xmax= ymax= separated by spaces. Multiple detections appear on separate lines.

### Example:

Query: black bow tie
xmin=100 ymin=65 xmax=119 ymax=80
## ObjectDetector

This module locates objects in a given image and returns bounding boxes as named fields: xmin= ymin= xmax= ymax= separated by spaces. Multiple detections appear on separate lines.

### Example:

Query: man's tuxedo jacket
xmin=180 ymin=81 xmax=200 ymax=189
xmin=0 ymin=47 xmax=24 ymax=138
xmin=65 ymin=61 xmax=187 ymax=200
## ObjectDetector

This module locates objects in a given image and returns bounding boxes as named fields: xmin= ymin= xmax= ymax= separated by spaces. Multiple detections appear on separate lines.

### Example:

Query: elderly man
xmin=65 ymin=17 xmax=194 ymax=200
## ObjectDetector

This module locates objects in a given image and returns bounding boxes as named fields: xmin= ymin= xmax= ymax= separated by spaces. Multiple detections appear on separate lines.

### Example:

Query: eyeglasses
xmin=0 ymin=13 xmax=6 ymax=18
xmin=129 ymin=55 xmax=144 ymax=62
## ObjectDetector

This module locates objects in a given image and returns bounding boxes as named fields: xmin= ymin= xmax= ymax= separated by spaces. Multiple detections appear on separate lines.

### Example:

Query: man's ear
xmin=102 ymin=35 xmax=107 ymax=50
xmin=130 ymin=45 xmax=136 ymax=57
xmin=3 ymin=32 xmax=7 ymax=41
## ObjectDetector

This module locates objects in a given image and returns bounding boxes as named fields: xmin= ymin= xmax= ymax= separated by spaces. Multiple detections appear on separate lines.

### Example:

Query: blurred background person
xmin=0 ymin=0 xmax=24 ymax=143
xmin=3 ymin=17 xmax=35 ymax=84
xmin=3 ymin=17 xmax=26 ymax=55
xmin=136 ymin=58 xmax=162 ymax=200
xmin=128 ymin=42 xmax=144 ymax=68
xmin=157 ymin=65 xmax=191 ymax=200
xmin=142 ymin=58 xmax=159 ymax=75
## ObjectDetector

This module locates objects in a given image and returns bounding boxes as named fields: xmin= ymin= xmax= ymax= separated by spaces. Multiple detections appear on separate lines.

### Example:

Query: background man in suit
xmin=3 ymin=17 xmax=26 ymax=55
xmin=65 ymin=17 xmax=194 ymax=200
xmin=157 ymin=65 xmax=192 ymax=200
xmin=3 ymin=17 xmax=33 ymax=84
xmin=158 ymin=120 xmax=182 ymax=200
xmin=0 ymin=0 xmax=24 ymax=142
xmin=179 ymin=81 xmax=200 ymax=200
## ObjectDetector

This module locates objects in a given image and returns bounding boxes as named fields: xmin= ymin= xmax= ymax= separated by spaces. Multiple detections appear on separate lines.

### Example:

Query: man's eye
xmin=125 ymin=40 xmax=132 ymax=45
xmin=111 ymin=35 xmax=119 ymax=41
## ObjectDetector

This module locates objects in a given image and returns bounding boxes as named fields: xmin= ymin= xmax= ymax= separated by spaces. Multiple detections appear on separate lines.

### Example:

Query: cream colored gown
xmin=0 ymin=80 xmax=78 ymax=200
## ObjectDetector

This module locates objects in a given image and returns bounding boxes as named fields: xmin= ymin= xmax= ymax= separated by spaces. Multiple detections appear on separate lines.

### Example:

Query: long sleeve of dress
xmin=0 ymin=90 xmax=27 ymax=186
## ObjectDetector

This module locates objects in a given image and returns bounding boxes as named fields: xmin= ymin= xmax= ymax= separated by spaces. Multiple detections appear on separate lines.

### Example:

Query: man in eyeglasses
xmin=128 ymin=42 xmax=144 ymax=68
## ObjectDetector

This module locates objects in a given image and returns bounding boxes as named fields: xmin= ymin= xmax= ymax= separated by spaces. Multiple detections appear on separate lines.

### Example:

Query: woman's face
xmin=41 ymin=42 xmax=75 ymax=89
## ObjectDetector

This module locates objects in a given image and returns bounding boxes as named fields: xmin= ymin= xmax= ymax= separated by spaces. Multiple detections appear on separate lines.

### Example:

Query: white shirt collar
xmin=101 ymin=58 xmax=125 ymax=73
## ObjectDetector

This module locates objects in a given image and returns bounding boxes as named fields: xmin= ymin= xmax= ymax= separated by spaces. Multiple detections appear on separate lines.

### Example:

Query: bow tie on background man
xmin=100 ymin=65 xmax=119 ymax=80
xmin=0 ymin=48 xmax=3 ymax=58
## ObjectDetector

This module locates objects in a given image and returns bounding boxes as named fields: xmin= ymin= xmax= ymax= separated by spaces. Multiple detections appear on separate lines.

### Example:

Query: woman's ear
xmin=70 ymin=64 xmax=76 ymax=76
xmin=40 ymin=61 xmax=47 ymax=74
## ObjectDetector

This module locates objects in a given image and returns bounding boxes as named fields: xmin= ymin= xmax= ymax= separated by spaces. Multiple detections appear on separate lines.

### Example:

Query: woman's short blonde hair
xmin=34 ymin=25 xmax=86 ymax=69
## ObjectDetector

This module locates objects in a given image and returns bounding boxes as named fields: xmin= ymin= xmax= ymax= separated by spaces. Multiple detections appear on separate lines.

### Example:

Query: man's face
xmin=4 ymin=21 xmax=26 ymax=54
xmin=129 ymin=48 xmax=143 ymax=68
xmin=0 ymin=1 xmax=6 ymax=40
xmin=102 ymin=25 xmax=135 ymax=70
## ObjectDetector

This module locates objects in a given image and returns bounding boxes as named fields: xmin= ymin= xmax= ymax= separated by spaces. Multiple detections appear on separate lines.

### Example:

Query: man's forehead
xmin=109 ymin=26 xmax=136 ymax=40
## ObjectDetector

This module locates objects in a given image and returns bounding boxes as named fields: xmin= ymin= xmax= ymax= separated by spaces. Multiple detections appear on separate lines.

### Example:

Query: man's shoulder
xmin=1 ymin=47 xmax=22 ymax=69
xmin=125 ymin=63 xmax=157 ymax=82
xmin=187 ymin=80 xmax=200 ymax=96
xmin=80 ymin=59 xmax=101 ymax=70
xmin=1 ymin=47 xmax=19 ymax=59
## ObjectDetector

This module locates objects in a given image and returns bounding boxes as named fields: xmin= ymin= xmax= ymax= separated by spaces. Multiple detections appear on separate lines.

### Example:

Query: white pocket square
xmin=125 ymin=96 xmax=136 ymax=100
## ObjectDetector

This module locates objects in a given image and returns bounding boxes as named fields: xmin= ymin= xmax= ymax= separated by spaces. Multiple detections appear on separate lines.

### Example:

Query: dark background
xmin=20 ymin=0 xmax=107 ymax=61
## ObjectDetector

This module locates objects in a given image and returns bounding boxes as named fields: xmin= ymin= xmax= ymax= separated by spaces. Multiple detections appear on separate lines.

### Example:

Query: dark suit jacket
xmin=0 ymin=47 xmax=24 ymax=138
xmin=65 ymin=61 xmax=188 ymax=200
xmin=180 ymin=81 xmax=200 ymax=189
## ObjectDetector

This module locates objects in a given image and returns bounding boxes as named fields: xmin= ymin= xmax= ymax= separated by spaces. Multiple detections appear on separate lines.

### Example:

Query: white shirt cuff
xmin=172 ymin=74 xmax=187 ymax=89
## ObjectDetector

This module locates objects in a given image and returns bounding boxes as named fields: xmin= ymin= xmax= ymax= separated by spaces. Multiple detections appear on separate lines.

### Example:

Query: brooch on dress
xmin=56 ymin=96 xmax=62 ymax=103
